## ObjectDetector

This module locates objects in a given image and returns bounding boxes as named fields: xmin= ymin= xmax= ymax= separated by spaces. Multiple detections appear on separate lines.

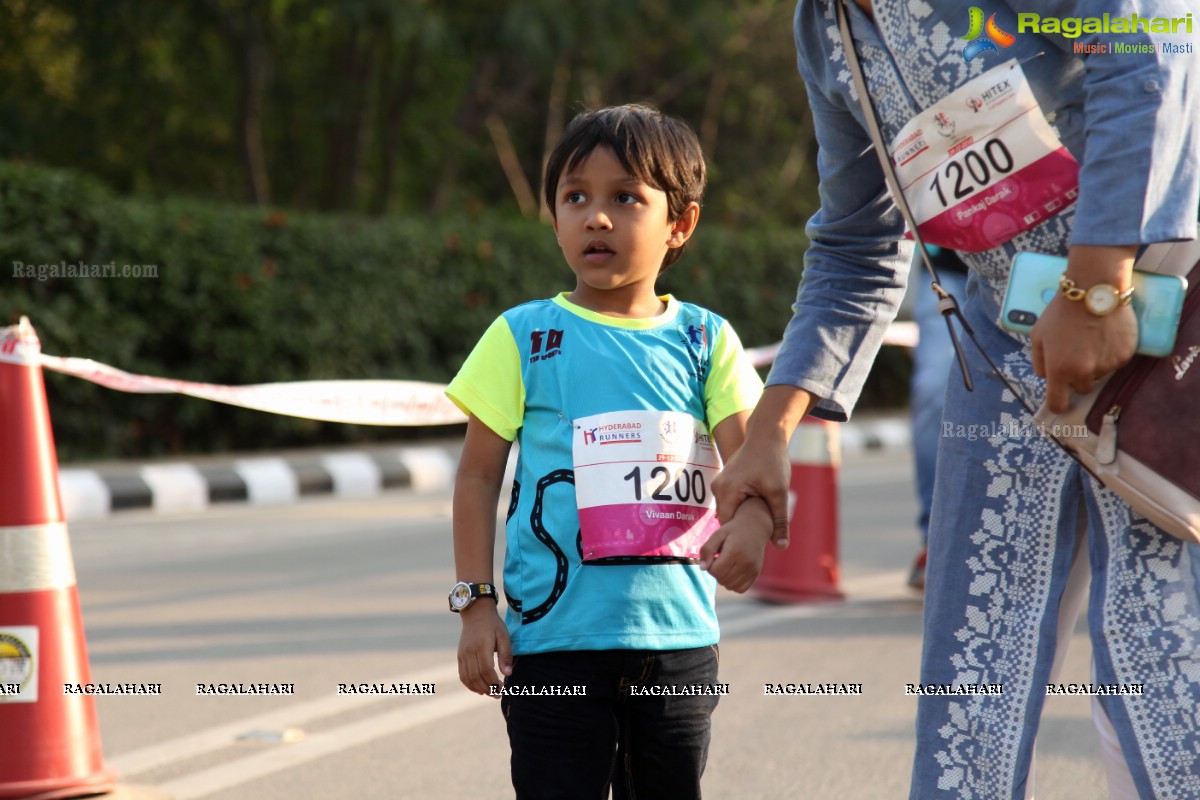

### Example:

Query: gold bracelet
xmin=1058 ymin=275 xmax=1134 ymax=316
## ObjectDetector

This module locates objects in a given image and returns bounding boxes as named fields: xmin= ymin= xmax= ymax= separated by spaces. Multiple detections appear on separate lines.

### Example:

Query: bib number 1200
xmin=928 ymin=138 xmax=1014 ymax=207
xmin=623 ymin=466 xmax=708 ymax=504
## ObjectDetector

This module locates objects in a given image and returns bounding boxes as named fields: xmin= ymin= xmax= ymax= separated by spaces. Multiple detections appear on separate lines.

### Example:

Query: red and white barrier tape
xmin=0 ymin=318 xmax=467 ymax=426
xmin=1 ymin=316 xmax=917 ymax=426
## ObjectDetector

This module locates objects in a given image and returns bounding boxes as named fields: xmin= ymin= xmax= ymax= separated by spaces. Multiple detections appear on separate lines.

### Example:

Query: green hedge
xmin=0 ymin=163 xmax=909 ymax=461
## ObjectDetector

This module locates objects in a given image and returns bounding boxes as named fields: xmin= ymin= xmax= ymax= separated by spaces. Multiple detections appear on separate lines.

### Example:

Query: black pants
xmin=501 ymin=646 xmax=720 ymax=800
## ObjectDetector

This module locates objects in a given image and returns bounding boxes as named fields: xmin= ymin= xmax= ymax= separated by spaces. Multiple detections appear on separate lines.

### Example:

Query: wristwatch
xmin=448 ymin=581 xmax=498 ymax=613
xmin=1058 ymin=275 xmax=1134 ymax=317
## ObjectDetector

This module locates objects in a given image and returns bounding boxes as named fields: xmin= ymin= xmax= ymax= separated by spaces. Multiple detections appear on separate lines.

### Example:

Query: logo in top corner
xmin=529 ymin=328 xmax=564 ymax=364
xmin=960 ymin=7 xmax=1016 ymax=62
xmin=0 ymin=633 xmax=34 ymax=698
xmin=581 ymin=421 xmax=643 ymax=446
xmin=659 ymin=417 xmax=679 ymax=446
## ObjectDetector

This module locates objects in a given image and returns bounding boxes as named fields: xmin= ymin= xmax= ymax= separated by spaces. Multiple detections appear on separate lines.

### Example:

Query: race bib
xmin=890 ymin=60 xmax=1079 ymax=253
xmin=572 ymin=410 xmax=720 ymax=562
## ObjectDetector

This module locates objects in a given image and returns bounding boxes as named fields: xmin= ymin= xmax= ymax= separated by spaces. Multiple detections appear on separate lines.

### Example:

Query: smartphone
xmin=1001 ymin=251 xmax=1188 ymax=357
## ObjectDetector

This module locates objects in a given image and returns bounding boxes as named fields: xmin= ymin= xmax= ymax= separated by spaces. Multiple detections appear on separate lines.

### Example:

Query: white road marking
xmin=109 ymin=571 xmax=915 ymax=797
xmin=158 ymin=692 xmax=481 ymax=799
xmin=109 ymin=663 xmax=461 ymax=777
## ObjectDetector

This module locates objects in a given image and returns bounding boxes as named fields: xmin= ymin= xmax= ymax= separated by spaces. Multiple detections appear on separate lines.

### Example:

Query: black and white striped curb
xmin=54 ymin=417 xmax=911 ymax=522
xmin=57 ymin=444 xmax=460 ymax=521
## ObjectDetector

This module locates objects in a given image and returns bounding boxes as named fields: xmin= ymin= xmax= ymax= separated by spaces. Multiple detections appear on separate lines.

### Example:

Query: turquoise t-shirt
xmin=446 ymin=293 xmax=763 ymax=655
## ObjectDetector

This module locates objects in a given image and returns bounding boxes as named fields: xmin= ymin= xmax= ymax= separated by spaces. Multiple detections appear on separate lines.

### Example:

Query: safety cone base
xmin=1 ymin=317 xmax=117 ymax=799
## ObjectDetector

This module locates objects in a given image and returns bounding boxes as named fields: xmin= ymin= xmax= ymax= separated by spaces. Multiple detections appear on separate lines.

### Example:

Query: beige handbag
xmin=1034 ymin=239 xmax=1200 ymax=543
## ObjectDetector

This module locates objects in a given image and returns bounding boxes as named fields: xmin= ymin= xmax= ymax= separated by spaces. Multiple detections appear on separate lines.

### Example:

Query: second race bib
xmin=890 ymin=60 xmax=1079 ymax=253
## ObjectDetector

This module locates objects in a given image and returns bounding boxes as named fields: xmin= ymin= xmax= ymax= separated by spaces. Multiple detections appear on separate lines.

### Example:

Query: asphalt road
xmin=65 ymin=445 xmax=1108 ymax=799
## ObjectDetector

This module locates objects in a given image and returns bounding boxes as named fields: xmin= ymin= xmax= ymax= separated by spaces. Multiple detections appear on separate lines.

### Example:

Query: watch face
xmin=1085 ymin=284 xmax=1118 ymax=316
xmin=450 ymin=583 xmax=473 ymax=610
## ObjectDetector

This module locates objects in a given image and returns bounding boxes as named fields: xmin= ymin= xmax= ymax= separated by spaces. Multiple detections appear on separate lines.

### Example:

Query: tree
xmin=0 ymin=0 xmax=818 ymax=226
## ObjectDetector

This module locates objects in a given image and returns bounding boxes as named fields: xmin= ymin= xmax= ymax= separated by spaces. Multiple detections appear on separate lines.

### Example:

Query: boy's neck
xmin=566 ymin=287 xmax=668 ymax=319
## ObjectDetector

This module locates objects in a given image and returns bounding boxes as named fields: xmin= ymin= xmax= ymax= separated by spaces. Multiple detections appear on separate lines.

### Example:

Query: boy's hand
xmin=712 ymin=439 xmax=791 ymax=549
xmin=457 ymin=603 xmax=512 ymax=697
xmin=699 ymin=498 xmax=773 ymax=593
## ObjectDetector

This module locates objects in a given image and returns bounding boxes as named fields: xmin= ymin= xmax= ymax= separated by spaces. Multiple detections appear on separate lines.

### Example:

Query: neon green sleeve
xmin=704 ymin=321 xmax=764 ymax=432
xmin=445 ymin=316 xmax=524 ymax=441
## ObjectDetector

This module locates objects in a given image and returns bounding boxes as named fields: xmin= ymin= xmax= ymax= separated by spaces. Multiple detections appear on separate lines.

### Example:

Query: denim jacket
xmin=769 ymin=0 xmax=1200 ymax=420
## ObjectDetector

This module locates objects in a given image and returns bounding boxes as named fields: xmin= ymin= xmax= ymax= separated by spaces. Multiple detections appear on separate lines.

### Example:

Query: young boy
xmin=445 ymin=103 xmax=772 ymax=799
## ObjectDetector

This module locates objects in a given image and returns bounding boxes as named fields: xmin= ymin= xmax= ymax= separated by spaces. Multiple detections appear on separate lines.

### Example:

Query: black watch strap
xmin=449 ymin=581 xmax=498 ymax=612
xmin=472 ymin=583 xmax=498 ymax=601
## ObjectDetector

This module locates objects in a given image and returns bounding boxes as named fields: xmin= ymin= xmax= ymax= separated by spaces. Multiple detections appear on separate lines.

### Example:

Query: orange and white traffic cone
xmin=753 ymin=417 xmax=844 ymax=602
xmin=0 ymin=317 xmax=117 ymax=799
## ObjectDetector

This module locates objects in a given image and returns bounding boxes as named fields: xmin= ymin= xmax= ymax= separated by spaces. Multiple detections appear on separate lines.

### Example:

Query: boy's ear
xmin=667 ymin=202 xmax=701 ymax=249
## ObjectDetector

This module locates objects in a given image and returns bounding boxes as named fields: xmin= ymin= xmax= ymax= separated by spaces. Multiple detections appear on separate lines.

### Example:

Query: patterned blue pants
xmin=909 ymin=271 xmax=1200 ymax=800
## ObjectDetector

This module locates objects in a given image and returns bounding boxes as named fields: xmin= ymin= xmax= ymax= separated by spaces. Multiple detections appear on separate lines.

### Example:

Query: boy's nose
xmin=586 ymin=210 xmax=613 ymax=230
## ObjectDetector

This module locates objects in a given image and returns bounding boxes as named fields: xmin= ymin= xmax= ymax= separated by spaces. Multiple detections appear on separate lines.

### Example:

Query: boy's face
xmin=552 ymin=147 xmax=696 ymax=310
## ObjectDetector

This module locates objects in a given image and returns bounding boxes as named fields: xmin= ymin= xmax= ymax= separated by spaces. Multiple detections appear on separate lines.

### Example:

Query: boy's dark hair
xmin=543 ymin=104 xmax=707 ymax=269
